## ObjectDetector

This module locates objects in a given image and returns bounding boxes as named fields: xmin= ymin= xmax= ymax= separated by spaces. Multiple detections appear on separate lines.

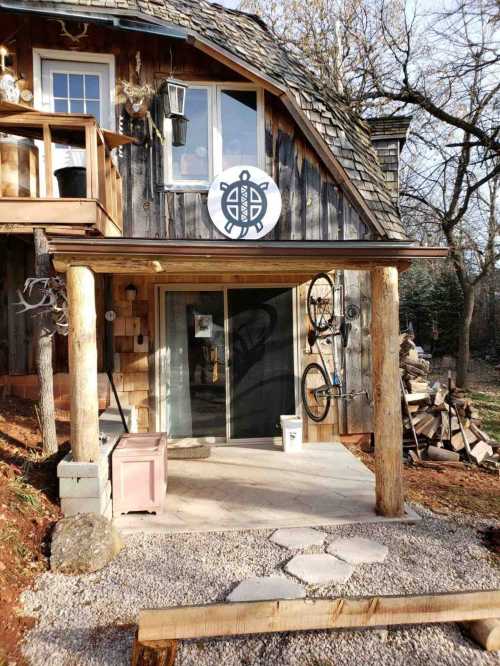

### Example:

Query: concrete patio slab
xmin=285 ymin=553 xmax=353 ymax=585
xmin=114 ymin=442 xmax=419 ymax=534
xmin=270 ymin=527 xmax=327 ymax=549
xmin=227 ymin=576 xmax=306 ymax=602
xmin=327 ymin=537 xmax=389 ymax=564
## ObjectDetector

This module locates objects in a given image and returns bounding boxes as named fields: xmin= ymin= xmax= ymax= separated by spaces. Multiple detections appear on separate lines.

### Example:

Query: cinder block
xmin=57 ymin=456 xmax=108 ymax=479
xmin=59 ymin=473 xmax=108 ymax=499
xmin=60 ymin=481 xmax=111 ymax=516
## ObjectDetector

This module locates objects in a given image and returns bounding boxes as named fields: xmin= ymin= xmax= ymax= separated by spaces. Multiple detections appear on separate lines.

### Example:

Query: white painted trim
xmin=33 ymin=48 xmax=116 ymax=130
xmin=164 ymin=82 xmax=265 ymax=188
xmin=155 ymin=283 xmax=299 ymax=444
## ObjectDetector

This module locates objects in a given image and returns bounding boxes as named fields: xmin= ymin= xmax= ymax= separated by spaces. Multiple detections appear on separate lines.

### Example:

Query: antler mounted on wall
xmin=15 ymin=277 xmax=68 ymax=336
xmin=53 ymin=19 xmax=89 ymax=48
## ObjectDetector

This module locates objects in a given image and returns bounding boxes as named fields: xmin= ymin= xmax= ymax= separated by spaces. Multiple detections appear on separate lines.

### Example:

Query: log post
xmin=67 ymin=265 xmax=100 ymax=462
xmin=371 ymin=266 xmax=404 ymax=517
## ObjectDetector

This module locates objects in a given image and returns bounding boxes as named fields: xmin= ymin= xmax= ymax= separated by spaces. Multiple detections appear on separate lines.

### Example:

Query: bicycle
xmin=301 ymin=272 xmax=369 ymax=423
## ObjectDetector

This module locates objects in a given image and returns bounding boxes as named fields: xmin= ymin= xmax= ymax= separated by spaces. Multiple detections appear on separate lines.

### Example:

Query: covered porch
xmin=114 ymin=441 xmax=418 ymax=534
xmin=49 ymin=238 xmax=448 ymax=522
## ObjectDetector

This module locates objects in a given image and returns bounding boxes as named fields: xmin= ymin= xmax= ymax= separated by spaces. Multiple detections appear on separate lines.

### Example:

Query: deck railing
xmin=0 ymin=103 xmax=132 ymax=236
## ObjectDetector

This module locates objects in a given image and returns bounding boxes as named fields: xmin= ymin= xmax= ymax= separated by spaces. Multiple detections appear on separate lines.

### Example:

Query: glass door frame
xmin=155 ymin=283 xmax=301 ymax=445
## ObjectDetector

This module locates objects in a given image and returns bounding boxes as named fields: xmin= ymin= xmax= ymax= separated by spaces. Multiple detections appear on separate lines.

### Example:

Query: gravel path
xmin=21 ymin=505 xmax=500 ymax=665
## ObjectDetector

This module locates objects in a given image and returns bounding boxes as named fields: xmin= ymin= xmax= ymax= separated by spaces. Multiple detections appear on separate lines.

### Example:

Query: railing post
xmin=43 ymin=124 xmax=53 ymax=196
xmin=67 ymin=265 xmax=100 ymax=462
xmin=371 ymin=265 xmax=404 ymax=517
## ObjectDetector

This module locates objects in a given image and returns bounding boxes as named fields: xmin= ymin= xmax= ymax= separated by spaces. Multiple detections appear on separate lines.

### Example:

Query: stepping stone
xmin=327 ymin=537 xmax=388 ymax=564
xmin=270 ymin=527 xmax=326 ymax=550
xmin=285 ymin=554 xmax=353 ymax=585
xmin=227 ymin=576 xmax=306 ymax=602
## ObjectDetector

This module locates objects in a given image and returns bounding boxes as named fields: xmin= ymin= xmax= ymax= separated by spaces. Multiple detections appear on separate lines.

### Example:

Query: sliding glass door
xmin=161 ymin=286 xmax=296 ymax=442
xmin=164 ymin=290 xmax=226 ymax=441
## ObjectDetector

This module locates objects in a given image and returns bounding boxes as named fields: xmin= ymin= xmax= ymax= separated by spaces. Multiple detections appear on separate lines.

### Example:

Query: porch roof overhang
xmin=49 ymin=238 xmax=448 ymax=275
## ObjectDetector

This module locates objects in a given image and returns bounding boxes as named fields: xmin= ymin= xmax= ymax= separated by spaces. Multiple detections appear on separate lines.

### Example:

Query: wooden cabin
xmin=0 ymin=0 xmax=446 ymax=521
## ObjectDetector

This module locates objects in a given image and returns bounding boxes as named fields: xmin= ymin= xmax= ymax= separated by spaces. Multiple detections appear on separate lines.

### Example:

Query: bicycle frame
xmin=308 ymin=329 xmax=369 ymax=402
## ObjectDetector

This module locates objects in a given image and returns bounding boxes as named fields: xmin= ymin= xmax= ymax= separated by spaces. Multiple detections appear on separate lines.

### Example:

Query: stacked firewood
xmin=400 ymin=334 xmax=500 ymax=470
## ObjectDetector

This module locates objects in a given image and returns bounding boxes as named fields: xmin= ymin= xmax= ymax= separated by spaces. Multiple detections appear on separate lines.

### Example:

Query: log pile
xmin=400 ymin=334 xmax=500 ymax=471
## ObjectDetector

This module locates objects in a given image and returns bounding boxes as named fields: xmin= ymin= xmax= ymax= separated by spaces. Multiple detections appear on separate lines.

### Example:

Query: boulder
xmin=50 ymin=513 xmax=123 ymax=574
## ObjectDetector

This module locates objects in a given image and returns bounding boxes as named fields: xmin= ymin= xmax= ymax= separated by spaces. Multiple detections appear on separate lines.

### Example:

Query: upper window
xmin=165 ymin=84 xmax=264 ymax=188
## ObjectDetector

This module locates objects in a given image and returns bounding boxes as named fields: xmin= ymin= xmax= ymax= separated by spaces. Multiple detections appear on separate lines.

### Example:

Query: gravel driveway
xmin=21 ymin=505 xmax=500 ymax=665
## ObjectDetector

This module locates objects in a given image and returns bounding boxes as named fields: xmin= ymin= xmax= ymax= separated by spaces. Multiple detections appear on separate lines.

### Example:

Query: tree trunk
xmin=487 ymin=270 xmax=497 ymax=357
xmin=33 ymin=229 xmax=58 ymax=456
xmin=456 ymin=283 xmax=475 ymax=389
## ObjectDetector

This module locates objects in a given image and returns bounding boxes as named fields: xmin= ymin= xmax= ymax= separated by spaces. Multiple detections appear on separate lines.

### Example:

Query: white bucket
xmin=280 ymin=415 xmax=303 ymax=453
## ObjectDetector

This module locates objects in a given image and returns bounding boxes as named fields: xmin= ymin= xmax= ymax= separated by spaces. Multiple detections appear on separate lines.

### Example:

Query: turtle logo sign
xmin=207 ymin=166 xmax=282 ymax=240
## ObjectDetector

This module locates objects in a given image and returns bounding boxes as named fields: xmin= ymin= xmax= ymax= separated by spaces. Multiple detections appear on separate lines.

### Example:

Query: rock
xmin=327 ymin=537 xmax=389 ymax=564
xmin=270 ymin=527 xmax=326 ymax=550
xmin=227 ymin=576 xmax=306 ymax=602
xmin=50 ymin=513 xmax=123 ymax=574
xmin=285 ymin=554 xmax=353 ymax=585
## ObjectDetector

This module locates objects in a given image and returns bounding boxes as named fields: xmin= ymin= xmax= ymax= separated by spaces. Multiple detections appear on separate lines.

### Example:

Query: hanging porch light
xmin=160 ymin=79 xmax=187 ymax=118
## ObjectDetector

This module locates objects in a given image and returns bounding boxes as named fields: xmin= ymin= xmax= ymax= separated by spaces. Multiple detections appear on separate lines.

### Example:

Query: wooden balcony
xmin=0 ymin=101 xmax=135 ymax=237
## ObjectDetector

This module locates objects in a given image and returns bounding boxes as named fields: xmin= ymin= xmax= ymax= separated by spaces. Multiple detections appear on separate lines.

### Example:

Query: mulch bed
xmin=0 ymin=396 xmax=68 ymax=665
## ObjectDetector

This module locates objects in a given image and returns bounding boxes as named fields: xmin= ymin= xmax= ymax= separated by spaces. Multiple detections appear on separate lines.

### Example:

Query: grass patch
xmin=9 ymin=476 xmax=43 ymax=514
xmin=467 ymin=390 xmax=500 ymax=442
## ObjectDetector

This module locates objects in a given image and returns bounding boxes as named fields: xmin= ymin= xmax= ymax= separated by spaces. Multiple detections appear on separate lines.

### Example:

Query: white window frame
xmin=32 ymin=48 xmax=116 ymax=130
xmin=164 ymin=82 xmax=265 ymax=189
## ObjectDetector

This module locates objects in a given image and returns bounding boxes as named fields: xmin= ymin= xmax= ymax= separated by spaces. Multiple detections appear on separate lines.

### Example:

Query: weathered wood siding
xmin=0 ymin=11 xmax=375 ymax=432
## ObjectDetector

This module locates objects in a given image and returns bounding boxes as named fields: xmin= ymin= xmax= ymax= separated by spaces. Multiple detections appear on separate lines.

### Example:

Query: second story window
xmin=165 ymin=83 xmax=264 ymax=188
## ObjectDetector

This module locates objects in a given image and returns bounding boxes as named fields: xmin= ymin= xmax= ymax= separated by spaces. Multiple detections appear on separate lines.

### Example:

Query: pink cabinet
xmin=112 ymin=433 xmax=167 ymax=516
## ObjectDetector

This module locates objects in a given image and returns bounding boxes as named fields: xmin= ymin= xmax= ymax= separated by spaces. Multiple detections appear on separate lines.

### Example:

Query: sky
xmin=211 ymin=0 xmax=241 ymax=8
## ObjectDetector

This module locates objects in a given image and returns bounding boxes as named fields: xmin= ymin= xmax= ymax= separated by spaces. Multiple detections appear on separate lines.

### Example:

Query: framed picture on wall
xmin=194 ymin=313 xmax=213 ymax=338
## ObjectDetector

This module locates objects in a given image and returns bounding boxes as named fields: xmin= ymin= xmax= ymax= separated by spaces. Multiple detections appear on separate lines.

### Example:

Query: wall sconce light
xmin=125 ymin=283 xmax=138 ymax=302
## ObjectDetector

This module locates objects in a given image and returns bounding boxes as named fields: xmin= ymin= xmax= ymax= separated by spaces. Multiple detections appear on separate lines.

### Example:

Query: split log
xmin=461 ymin=618 xmax=500 ymax=651
xmin=131 ymin=630 xmax=177 ymax=666
xmin=427 ymin=445 xmax=461 ymax=462
xmin=470 ymin=441 xmax=494 ymax=464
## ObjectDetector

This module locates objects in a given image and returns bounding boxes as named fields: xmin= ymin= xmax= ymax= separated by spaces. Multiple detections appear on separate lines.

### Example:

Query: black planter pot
xmin=54 ymin=166 xmax=87 ymax=198
xmin=171 ymin=116 xmax=189 ymax=147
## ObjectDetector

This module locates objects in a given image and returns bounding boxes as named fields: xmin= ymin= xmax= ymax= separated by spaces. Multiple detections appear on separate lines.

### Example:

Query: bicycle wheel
xmin=301 ymin=362 xmax=331 ymax=422
xmin=307 ymin=272 xmax=335 ymax=332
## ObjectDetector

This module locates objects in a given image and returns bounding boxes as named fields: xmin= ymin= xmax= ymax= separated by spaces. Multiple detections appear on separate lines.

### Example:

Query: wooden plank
xmin=42 ymin=124 xmax=53 ymax=197
xmin=371 ymin=266 xmax=403 ymax=517
xmin=52 ymin=254 xmax=410 ymax=275
xmin=67 ymin=265 xmax=100 ymax=462
xmin=138 ymin=590 xmax=500 ymax=642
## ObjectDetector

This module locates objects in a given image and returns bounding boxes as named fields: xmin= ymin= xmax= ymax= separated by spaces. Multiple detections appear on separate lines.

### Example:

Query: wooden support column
xmin=371 ymin=266 xmax=403 ymax=517
xmin=67 ymin=265 xmax=100 ymax=462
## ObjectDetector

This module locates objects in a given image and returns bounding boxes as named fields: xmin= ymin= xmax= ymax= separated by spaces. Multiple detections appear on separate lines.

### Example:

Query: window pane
xmin=69 ymin=74 xmax=84 ymax=98
xmin=54 ymin=98 xmax=68 ymax=113
xmin=85 ymin=75 xmax=100 ymax=99
xmin=70 ymin=99 xmax=84 ymax=114
xmin=86 ymin=100 xmax=100 ymax=122
xmin=221 ymin=90 xmax=257 ymax=170
xmin=53 ymin=73 xmax=67 ymax=98
xmin=172 ymin=88 xmax=209 ymax=182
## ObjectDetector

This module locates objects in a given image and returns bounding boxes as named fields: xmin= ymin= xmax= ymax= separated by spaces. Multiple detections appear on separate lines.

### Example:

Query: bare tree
xmin=16 ymin=235 xmax=68 ymax=455
xmin=241 ymin=0 xmax=500 ymax=385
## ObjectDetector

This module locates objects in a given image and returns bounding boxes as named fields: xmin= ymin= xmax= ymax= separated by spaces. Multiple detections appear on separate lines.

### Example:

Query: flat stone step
xmin=285 ymin=554 xmax=353 ymax=585
xmin=270 ymin=527 xmax=327 ymax=550
xmin=327 ymin=537 xmax=389 ymax=564
xmin=226 ymin=576 xmax=306 ymax=602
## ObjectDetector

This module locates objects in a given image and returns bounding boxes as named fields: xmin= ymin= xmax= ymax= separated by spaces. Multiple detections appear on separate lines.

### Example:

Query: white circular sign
xmin=207 ymin=165 xmax=282 ymax=240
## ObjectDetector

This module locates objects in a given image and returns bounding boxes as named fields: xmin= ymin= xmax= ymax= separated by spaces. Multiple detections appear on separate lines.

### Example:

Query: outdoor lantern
xmin=171 ymin=115 xmax=189 ymax=147
xmin=125 ymin=283 xmax=138 ymax=302
xmin=160 ymin=79 xmax=187 ymax=118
